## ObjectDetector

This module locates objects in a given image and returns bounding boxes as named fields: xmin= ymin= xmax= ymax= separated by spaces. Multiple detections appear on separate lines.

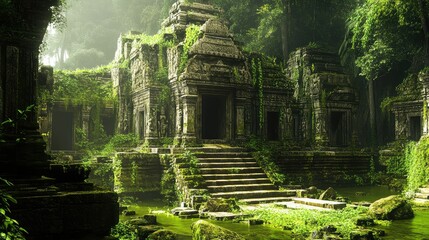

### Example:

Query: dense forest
xmin=42 ymin=0 xmax=429 ymax=99
xmin=42 ymin=0 xmax=358 ymax=68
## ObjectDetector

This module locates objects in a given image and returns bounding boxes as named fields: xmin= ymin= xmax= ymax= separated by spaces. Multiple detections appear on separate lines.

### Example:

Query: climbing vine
xmin=405 ymin=137 xmax=429 ymax=192
xmin=179 ymin=25 xmax=201 ymax=74
xmin=251 ymin=57 xmax=264 ymax=131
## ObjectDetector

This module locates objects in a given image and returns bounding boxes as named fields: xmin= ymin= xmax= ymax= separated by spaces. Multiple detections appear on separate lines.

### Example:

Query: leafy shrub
xmin=110 ymin=221 xmax=137 ymax=240
xmin=246 ymin=137 xmax=286 ymax=185
xmin=0 ymin=178 xmax=27 ymax=240
xmin=243 ymin=205 xmax=368 ymax=238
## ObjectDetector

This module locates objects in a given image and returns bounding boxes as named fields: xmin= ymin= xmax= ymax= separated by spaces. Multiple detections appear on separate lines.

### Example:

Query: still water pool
xmin=124 ymin=186 xmax=429 ymax=239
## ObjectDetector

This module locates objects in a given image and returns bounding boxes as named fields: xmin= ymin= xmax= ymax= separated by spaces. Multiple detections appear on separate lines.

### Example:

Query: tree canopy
xmin=342 ymin=0 xmax=429 ymax=81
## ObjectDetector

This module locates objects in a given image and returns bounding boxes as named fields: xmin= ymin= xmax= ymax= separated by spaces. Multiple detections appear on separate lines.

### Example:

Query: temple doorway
xmin=267 ymin=111 xmax=280 ymax=141
xmin=51 ymin=111 xmax=74 ymax=150
xmin=202 ymin=95 xmax=226 ymax=139
xmin=329 ymin=111 xmax=347 ymax=146
xmin=409 ymin=116 xmax=422 ymax=141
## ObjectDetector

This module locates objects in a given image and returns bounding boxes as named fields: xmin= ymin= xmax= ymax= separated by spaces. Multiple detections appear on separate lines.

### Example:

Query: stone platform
xmin=5 ymin=179 xmax=119 ymax=240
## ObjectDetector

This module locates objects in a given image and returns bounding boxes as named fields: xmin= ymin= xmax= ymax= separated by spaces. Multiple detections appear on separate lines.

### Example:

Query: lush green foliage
xmin=246 ymin=137 xmax=286 ymax=185
xmin=380 ymin=73 xmax=423 ymax=111
xmin=243 ymin=205 xmax=368 ymax=238
xmin=405 ymin=137 xmax=429 ymax=192
xmin=179 ymin=25 xmax=201 ymax=73
xmin=0 ymin=178 xmax=27 ymax=240
xmin=110 ymin=221 xmax=137 ymax=240
xmin=343 ymin=0 xmax=428 ymax=80
xmin=101 ymin=134 xmax=139 ymax=157
xmin=160 ymin=155 xmax=178 ymax=205
xmin=45 ymin=67 xmax=115 ymax=107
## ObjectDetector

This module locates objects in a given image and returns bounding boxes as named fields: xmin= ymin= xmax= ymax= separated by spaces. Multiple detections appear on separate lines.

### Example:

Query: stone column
xmin=144 ymin=106 xmax=159 ymax=146
xmin=81 ymin=105 xmax=91 ymax=138
xmin=314 ymin=105 xmax=329 ymax=148
xmin=0 ymin=45 xmax=48 ymax=177
xmin=420 ymin=72 xmax=429 ymax=136
xmin=181 ymin=94 xmax=198 ymax=146
xmin=235 ymin=92 xmax=247 ymax=142
xmin=236 ymin=105 xmax=245 ymax=141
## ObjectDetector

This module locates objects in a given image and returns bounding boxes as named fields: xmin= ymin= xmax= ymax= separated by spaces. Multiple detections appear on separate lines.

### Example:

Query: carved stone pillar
xmin=236 ymin=105 xmax=245 ymax=141
xmin=144 ymin=106 xmax=160 ymax=146
xmin=420 ymin=72 xmax=429 ymax=136
xmin=82 ymin=105 xmax=91 ymax=138
xmin=181 ymin=94 xmax=198 ymax=146
xmin=314 ymin=106 xmax=329 ymax=148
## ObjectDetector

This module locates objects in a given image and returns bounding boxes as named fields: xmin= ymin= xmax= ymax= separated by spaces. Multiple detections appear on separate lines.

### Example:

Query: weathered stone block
xmin=191 ymin=220 xmax=245 ymax=240
xmin=368 ymin=195 xmax=414 ymax=220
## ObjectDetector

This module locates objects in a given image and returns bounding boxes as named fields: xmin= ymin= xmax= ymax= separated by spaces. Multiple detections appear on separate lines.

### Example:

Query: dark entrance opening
xmin=267 ymin=111 xmax=280 ymax=141
xmin=102 ymin=116 xmax=115 ymax=136
xmin=410 ymin=116 xmax=422 ymax=141
xmin=139 ymin=111 xmax=145 ymax=140
xmin=51 ymin=111 xmax=74 ymax=150
xmin=329 ymin=111 xmax=347 ymax=146
xmin=292 ymin=110 xmax=301 ymax=140
xmin=202 ymin=95 xmax=226 ymax=139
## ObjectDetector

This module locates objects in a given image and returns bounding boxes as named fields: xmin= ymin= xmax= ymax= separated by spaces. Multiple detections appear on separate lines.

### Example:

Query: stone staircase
xmin=191 ymin=147 xmax=299 ymax=204
xmin=414 ymin=185 xmax=429 ymax=204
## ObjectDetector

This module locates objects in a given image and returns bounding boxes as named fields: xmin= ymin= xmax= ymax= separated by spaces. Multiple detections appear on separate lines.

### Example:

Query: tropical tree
xmin=341 ymin=0 xmax=429 ymax=147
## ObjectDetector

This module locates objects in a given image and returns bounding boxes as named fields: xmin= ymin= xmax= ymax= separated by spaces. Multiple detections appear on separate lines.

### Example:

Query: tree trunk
xmin=280 ymin=0 xmax=291 ymax=61
xmin=418 ymin=0 xmax=429 ymax=63
xmin=368 ymin=78 xmax=377 ymax=150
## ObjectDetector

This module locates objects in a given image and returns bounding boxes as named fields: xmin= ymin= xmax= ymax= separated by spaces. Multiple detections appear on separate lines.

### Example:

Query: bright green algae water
xmin=122 ymin=202 xmax=291 ymax=240
xmin=337 ymin=185 xmax=429 ymax=240
xmin=123 ymin=186 xmax=429 ymax=240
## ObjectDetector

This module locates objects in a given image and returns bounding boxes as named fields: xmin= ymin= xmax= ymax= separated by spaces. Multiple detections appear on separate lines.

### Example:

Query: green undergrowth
xmin=382 ymin=136 xmax=429 ymax=193
xmin=39 ymin=66 xmax=115 ymax=109
xmin=0 ymin=178 xmax=27 ymax=240
xmin=243 ymin=205 xmax=370 ymax=238
xmin=177 ymin=150 xmax=204 ymax=188
xmin=246 ymin=137 xmax=286 ymax=185
xmin=405 ymin=136 xmax=429 ymax=192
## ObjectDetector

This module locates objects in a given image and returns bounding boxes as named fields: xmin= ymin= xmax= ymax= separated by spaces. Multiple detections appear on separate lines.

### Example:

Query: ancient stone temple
xmin=112 ymin=1 xmax=359 ymax=149
xmin=287 ymin=48 xmax=359 ymax=148
xmin=37 ymin=1 xmax=372 ymax=205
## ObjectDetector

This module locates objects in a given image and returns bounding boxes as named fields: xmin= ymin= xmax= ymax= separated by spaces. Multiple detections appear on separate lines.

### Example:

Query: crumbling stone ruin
xmin=110 ymin=1 xmax=359 ymax=149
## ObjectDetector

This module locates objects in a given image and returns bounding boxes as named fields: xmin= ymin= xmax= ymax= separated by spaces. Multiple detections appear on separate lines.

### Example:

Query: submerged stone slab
xmin=275 ymin=201 xmax=332 ymax=211
xmin=291 ymin=197 xmax=347 ymax=210
xmin=205 ymin=212 xmax=251 ymax=221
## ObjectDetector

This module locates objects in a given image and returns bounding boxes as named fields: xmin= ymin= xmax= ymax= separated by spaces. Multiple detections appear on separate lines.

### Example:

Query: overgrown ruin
xmin=3 ymin=0 xmax=429 ymax=239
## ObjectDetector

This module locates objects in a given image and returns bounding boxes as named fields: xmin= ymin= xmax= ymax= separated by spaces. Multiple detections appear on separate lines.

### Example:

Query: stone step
xmin=291 ymin=197 xmax=347 ymax=210
xmin=207 ymin=183 xmax=277 ymax=193
xmin=202 ymin=173 xmax=267 ymax=180
xmin=199 ymin=167 xmax=264 ymax=174
xmin=186 ymin=147 xmax=248 ymax=153
xmin=211 ymin=190 xmax=297 ymax=199
xmin=205 ymin=178 xmax=271 ymax=186
xmin=415 ymin=193 xmax=429 ymax=199
xmin=412 ymin=198 xmax=429 ymax=205
xmin=197 ymin=162 xmax=258 ymax=168
xmin=195 ymin=152 xmax=252 ymax=158
xmin=418 ymin=188 xmax=429 ymax=194
xmin=197 ymin=157 xmax=255 ymax=162
xmin=239 ymin=197 xmax=294 ymax=204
